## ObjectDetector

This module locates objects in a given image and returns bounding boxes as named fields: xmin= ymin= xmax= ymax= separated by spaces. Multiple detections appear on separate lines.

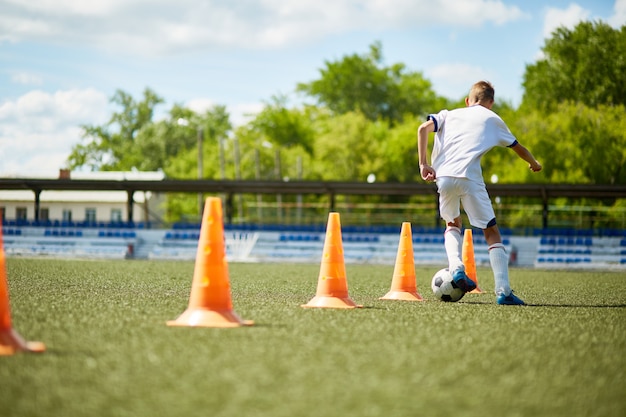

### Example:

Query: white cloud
xmin=11 ymin=72 xmax=43 ymax=86
xmin=3 ymin=0 xmax=126 ymax=15
xmin=426 ymin=63 xmax=493 ymax=100
xmin=437 ymin=0 xmax=527 ymax=26
xmin=542 ymin=4 xmax=591 ymax=38
xmin=228 ymin=102 xmax=264 ymax=127
xmin=0 ymin=0 xmax=528 ymax=55
xmin=609 ymin=0 xmax=626 ymax=27
xmin=0 ymin=88 xmax=109 ymax=176
xmin=182 ymin=98 xmax=262 ymax=127
xmin=185 ymin=98 xmax=216 ymax=115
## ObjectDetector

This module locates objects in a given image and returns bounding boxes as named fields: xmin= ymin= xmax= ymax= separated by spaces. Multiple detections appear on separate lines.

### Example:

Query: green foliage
xmin=68 ymin=88 xmax=164 ymax=171
xmin=248 ymin=95 xmax=316 ymax=154
xmin=311 ymin=111 xmax=387 ymax=181
xmin=496 ymin=102 xmax=626 ymax=185
xmin=378 ymin=116 xmax=422 ymax=182
xmin=233 ymin=108 xmax=317 ymax=182
xmin=162 ymin=105 xmax=232 ymax=179
xmin=522 ymin=21 xmax=626 ymax=111
xmin=68 ymin=90 xmax=231 ymax=174
xmin=297 ymin=41 xmax=445 ymax=124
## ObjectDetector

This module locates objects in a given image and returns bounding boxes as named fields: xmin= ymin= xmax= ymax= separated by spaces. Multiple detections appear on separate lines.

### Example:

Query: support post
xmin=127 ymin=190 xmax=134 ymax=224
xmin=541 ymin=187 xmax=549 ymax=230
xmin=33 ymin=189 xmax=41 ymax=223
xmin=197 ymin=128 xmax=204 ymax=218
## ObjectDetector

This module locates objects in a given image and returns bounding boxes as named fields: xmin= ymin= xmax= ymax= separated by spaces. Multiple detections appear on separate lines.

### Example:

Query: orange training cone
xmin=167 ymin=197 xmax=253 ymax=328
xmin=0 ymin=221 xmax=46 ymax=355
xmin=462 ymin=229 xmax=484 ymax=294
xmin=301 ymin=212 xmax=362 ymax=309
xmin=380 ymin=222 xmax=423 ymax=301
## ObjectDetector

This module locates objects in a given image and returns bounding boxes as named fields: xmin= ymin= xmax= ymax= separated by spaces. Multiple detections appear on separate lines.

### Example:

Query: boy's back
xmin=430 ymin=105 xmax=517 ymax=183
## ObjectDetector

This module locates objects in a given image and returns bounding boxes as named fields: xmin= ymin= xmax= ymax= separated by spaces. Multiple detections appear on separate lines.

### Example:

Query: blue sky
xmin=0 ymin=0 xmax=624 ymax=176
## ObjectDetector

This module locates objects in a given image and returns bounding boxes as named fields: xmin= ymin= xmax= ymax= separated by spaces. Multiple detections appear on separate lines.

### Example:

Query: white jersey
xmin=428 ymin=105 xmax=518 ymax=184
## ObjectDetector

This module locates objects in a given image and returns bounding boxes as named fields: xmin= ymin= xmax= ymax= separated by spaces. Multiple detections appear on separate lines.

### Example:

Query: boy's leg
xmin=437 ymin=178 xmax=476 ymax=293
xmin=444 ymin=222 xmax=464 ymax=273
xmin=484 ymin=225 xmax=510 ymax=295
xmin=444 ymin=219 xmax=476 ymax=292
xmin=484 ymin=225 xmax=525 ymax=305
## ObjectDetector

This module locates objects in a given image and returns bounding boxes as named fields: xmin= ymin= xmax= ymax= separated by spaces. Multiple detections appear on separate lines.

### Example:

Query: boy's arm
xmin=510 ymin=142 xmax=542 ymax=172
xmin=417 ymin=120 xmax=436 ymax=181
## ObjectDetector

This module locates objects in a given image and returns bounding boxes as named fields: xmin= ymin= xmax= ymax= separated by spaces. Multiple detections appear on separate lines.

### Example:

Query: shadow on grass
xmin=461 ymin=300 xmax=626 ymax=308
xmin=525 ymin=303 xmax=626 ymax=309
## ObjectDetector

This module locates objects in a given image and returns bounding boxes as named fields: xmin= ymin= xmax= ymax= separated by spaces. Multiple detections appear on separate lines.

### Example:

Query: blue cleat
xmin=496 ymin=291 xmax=526 ymax=305
xmin=451 ymin=269 xmax=476 ymax=293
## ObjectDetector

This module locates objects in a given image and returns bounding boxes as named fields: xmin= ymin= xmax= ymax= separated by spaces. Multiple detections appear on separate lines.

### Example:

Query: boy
xmin=417 ymin=81 xmax=542 ymax=305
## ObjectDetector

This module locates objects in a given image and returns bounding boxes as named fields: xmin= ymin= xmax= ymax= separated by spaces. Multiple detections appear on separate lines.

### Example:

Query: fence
xmin=1 ymin=179 xmax=625 ymax=232
xmin=223 ymin=199 xmax=626 ymax=233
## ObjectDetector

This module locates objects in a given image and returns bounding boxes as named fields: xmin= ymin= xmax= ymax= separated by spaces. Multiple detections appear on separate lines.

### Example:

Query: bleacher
xmin=148 ymin=227 xmax=260 ymax=262
xmin=534 ymin=229 xmax=626 ymax=268
xmin=212 ymin=226 xmax=511 ymax=265
xmin=2 ymin=225 xmax=137 ymax=259
xmin=2 ymin=221 xmax=625 ymax=268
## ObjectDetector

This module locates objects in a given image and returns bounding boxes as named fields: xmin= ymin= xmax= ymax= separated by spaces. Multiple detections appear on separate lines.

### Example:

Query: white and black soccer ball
xmin=431 ymin=268 xmax=465 ymax=302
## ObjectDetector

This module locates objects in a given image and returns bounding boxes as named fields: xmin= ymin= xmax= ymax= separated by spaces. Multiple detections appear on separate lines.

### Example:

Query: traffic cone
xmin=167 ymin=197 xmax=253 ymax=328
xmin=301 ymin=212 xmax=362 ymax=308
xmin=380 ymin=222 xmax=423 ymax=301
xmin=0 ymin=222 xmax=46 ymax=355
xmin=462 ymin=229 xmax=484 ymax=294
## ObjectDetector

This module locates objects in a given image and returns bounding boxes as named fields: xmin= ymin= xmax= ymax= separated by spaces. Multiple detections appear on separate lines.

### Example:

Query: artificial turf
xmin=1 ymin=258 xmax=625 ymax=417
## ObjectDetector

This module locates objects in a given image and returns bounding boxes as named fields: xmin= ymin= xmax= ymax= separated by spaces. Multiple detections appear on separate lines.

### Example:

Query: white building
xmin=0 ymin=171 xmax=165 ymax=226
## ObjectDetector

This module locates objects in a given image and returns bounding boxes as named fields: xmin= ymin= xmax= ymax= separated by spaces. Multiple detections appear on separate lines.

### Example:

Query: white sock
xmin=444 ymin=227 xmax=464 ymax=273
xmin=489 ymin=243 xmax=510 ymax=296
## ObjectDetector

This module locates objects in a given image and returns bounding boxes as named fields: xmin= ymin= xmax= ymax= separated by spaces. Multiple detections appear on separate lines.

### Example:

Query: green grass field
xmin=1 ymin=258 xmax=625 ymax=417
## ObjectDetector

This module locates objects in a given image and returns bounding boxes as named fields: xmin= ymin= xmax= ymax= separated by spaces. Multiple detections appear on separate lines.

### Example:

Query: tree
xmin=522 ymin=21 xmax=626 ymax=111
xmin=68 ymin=88 xmax=232 ymax=174
xmin=377 ymin=116 xmax=422 ymax=183
xmin=161 ymin=105 xmax=232 ymax=221
xmin=311 ymin=111 xmax=387 ymax=181
xmin=68 ymin=88 xmax=164 ymax=170
xmin=146 ymin=104 xmax=231 ymax=176
xmin=297 ymin=42 xmax=446 ymax=124
xmin=485 ymin=102 xmax=626 ymax=185
xmin=247 ymin=95 xmax=315 ymax=154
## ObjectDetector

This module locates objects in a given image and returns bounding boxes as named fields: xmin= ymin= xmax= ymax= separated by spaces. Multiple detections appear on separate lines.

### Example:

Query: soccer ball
xmin=431 ymin=268 xmax=465 ymax=302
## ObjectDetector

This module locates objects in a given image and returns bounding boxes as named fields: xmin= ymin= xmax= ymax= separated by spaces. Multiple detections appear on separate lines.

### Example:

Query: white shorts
xmin=435 ymin=177 xmax=496 ymax=229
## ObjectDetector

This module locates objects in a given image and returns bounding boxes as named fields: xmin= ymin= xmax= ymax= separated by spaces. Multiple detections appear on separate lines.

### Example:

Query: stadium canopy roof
xmin=0 ymin=177 xmax=623 ymax=198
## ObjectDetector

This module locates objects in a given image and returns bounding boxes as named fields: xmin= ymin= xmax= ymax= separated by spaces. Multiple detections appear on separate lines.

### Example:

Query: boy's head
xmin=465 ymin=81 xmax=495 ymax=108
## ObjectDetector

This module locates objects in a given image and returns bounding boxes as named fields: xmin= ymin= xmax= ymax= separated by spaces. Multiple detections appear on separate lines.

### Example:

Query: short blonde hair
xmin=469 ymin=81 xmax=495 ymax=104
